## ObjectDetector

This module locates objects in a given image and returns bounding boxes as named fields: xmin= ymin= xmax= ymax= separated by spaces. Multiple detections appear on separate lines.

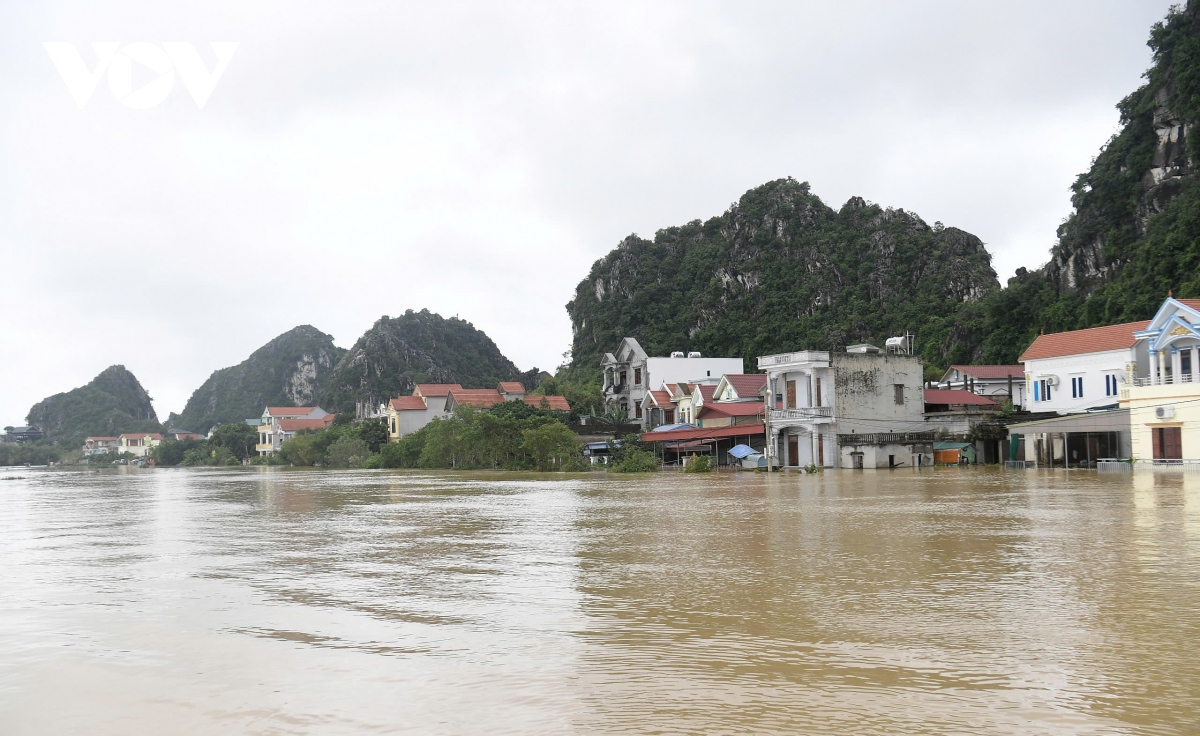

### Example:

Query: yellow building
xmin=1121 ymin=296 xmax=1200 ymax=464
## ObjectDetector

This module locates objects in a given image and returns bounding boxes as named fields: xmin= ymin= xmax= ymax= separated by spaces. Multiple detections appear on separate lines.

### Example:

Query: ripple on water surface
xmin=0 ymin=466 xmax=1197 ymax=734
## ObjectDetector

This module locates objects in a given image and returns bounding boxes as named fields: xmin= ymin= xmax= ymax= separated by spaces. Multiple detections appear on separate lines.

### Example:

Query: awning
xmin=641 ymin=423 xmax=765 ymax=443
xmin=1007 ymin=409 xmax=1130 ymax=434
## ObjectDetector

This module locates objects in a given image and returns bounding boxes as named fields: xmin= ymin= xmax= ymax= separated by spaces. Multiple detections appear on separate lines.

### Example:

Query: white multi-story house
xmin=1123 ymin=297 xmax=1200 ymax=464
xmin=601 ymin=338 xmax=743 ymax=428
xmin=256 ymin=406 xmax=333 ymax=455
xmin=936 ymin=365 xmax=1027 ymax=408
xmin=1019 ymin=321 xmax=1150 ymax=413
xmin=758 ymin=346 xmax=929 ymax=469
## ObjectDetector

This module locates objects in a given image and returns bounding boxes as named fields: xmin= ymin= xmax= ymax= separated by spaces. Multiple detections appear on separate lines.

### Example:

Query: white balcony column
xmin=1150 ymin=349 xmax=1160 ymax=385
xmin=1173 ymin=348 xmax=1183 ymax=384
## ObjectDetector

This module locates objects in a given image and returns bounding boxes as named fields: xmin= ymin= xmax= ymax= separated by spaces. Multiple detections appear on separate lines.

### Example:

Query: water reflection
xmin=0 ymin=466 xmax=1196 ymax=734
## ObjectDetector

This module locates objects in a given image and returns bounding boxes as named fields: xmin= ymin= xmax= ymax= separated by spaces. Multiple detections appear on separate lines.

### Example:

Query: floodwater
xmin=0 ymin=467 xmax=1198 ymax=735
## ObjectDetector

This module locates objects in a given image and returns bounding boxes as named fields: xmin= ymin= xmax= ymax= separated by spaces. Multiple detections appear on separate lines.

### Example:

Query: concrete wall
xmin=1127 ymin=383 xmax=1200 ymax=460
xmin=831 ymin=353 xmax=926 ymax=435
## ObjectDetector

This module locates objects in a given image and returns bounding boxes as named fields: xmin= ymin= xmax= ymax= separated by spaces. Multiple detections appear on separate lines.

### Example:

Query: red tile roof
xmin=498 ymin=381 xmax=525 ymax=394
xmin=722 ymin=374 xmax=768 ymax=397
xmin=642 ymin=422 xmax=765 ymax=442
xmin=923 ymin=389 xmax=998 ymax=407
xmin=695 ymin=384 xmax=716 ymax=401
xmin=1018 ymin=321 xmax=1150 ymax=361
xmin=945 ymin=365 xmax=1025 ymax=380
xmin=265 ymin=406 xmax=316 ymax=417
xmin=522 ymin=395 xmax=571 ymax=411
xmin=1179 ymin=299 xmax=1200 ymax=311
xmin=119 ymin=432 xmax=164 ymax=440
xmin=389 ymin=396 xmax=427 ymax=411
xmin=698 ymin=401 xmax=766 ymax=418
xmin=644 ymin=390 xmax=672 ymax=406
xmin=86 ymin=436 xmax=118 ymax=441
xmin=447 ymin=388 xmax=505 ymax=408
xmin=414 ymin=384 xmax=463 ymax=397
xmin=278 ymin=417 xmax=334 ymax=432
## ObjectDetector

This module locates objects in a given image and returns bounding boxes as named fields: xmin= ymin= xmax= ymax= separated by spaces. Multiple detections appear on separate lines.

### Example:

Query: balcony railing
xmin=770 ymin=406 xmax=834 ymax=420
xmin=837 ymin=432 xmax=936 ymax=446
xmin=1137 ymin=458 xmax=1200 ymax=471
xmin=757 ymin=351 xmax=830 ymax=369
xmin=1132 ymin=374 xmax=1195 ymax=387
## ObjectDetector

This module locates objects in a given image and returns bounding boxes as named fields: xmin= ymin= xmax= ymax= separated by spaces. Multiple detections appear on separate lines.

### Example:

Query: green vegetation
xmin=377 ymin=401 xmax=586 ymax=471
xmin=25 ymin=366 xmax=160 ymax=448
xmin=565 ymin=179 xmax=999 ymax=382
xmin=172 ymin=325 xmax=344 ymax=433
xmin=683 ymin=455 xmax=713 ymax=473
xmin=319 ymin=309 xmax=532 ymax=412
xmin=607 ymin=433 xmax=659 ymax=473
xmin=151 ymin=423 xmax=258 ymax=467
xmin=0 ymin=442 xmax=62 ymax=466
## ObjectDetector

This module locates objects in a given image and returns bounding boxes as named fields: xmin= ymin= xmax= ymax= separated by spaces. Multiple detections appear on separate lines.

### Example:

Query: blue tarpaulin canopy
xmin=651 ymin=423 xmax=695 ymax=432
xmin=727 ymin=444 xmax=757 ymax=459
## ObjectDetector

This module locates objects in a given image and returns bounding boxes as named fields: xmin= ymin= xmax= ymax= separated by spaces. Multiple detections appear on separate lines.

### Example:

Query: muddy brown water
xmin=0 ymin=466 xmax=1197 ymax=734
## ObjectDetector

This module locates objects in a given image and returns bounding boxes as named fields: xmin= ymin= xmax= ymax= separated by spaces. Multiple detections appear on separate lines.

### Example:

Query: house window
xmin=1070 ymin=376 xmax=1083 ymax=399
xmin=635 ymin=405 xmax=642 ymax=419
xmin=1104 ymin=375 xmax=1117 ymax=397
xmin=1184 ymin=352 xmax=1193 ymax=379
xmin=1037 ymin=379 xmax=1051 ymax=402
xmin=894 ymin=384 xmax=904 ymax=405
xmin=814 ymin=377 xmax=822 ymax=407
xmin=619 ymin=370 xmax=627 ymax=386
xmin=634 ymin=368 xmax=642 ymax=385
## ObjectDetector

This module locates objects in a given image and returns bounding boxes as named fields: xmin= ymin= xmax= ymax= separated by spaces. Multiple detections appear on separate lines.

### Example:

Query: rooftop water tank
xmin=688 ymin=351 xmax=702 ymax=358
xmin=670 ymin=351 xmax=685 ymax=358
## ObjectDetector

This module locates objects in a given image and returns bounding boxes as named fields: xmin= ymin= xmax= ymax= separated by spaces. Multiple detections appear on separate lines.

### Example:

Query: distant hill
xmin=27 ymin=365 xmax=160 ymax=446
xmin=566 ymin=178 xmax=999 ymax=380
xmin=172 ymin=325 xmax=344 ymax=432
xmin=318 ymin=309 xmax=524 ymax=411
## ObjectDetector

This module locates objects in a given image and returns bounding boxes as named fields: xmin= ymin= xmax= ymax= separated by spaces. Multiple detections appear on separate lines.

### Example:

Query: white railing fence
xmin=770 ymin=407 xmax=834 ymax=420
xmin=1132 ymin=374 xmax=1196 ymax=387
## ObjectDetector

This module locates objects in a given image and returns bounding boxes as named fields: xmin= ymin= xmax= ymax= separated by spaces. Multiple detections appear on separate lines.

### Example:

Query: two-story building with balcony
xmin=601 ymin=338 xmax=743 ymax=429
xmin=256 ymin=406 xmax=333 ymax=455
xmin=759 ymin=346 xmax=929 ymax=469
xmin=1123 ymin=297 xmax=1200 ymax=466
xmin=1008 ymin=321 xmax=1150 ymax=467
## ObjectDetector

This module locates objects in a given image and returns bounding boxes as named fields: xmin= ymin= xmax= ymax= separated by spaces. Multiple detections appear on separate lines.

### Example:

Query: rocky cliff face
xmin=1045 ymin=1 xmax=1199 ymax=295
xmin=27 ymin=365 xmax=160 ymax=445
xmin=568 ymin=178 xmax=998 ymax=378
xmin=172 ymin=325 xmax=343 ymax=432
xmin=318 ymin=309 xmax=523 ymax=411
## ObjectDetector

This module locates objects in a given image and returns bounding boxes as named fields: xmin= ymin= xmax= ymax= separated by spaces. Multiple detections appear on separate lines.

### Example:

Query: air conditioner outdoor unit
xmin=1156 ymin=406 xmax=1175 ymax=420
xmin=1044 ymin=375 xmax=1060 ymax=387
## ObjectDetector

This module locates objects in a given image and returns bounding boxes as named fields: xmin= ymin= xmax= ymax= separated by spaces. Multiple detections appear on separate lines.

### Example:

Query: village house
xmin=639 ymin=389 xmax=676 ymax=429
xmin=255 ymin=406 xmax=334 ymax=455
xmin=2 ymin=426 xmax=44 ymax=443
xmin=388 ymin=382 xmax=570 ymax=442
xmin=83 ymin=436 xmax=120 ymax=455
xmin=601 ymin=338 xmax=743 ymax=429
xmin=118 ymin=432 xmax=163 ymax=457
xmin=695 ymin=374 xmax=767 ymax=428
xmin=936 ymin=365 xmax=1026 ymax=408
xmin=759 ymin=345 xmax=931 ymax=469
xmin=1123 ymin=297 xmax=1200 ymax=465
xmin=1007 ymin=319 xmax=1156 ymax=467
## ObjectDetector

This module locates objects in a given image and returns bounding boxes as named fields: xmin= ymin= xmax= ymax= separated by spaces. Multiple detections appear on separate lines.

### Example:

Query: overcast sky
xmin=0 ymin=0 xmax=1177 ymax=424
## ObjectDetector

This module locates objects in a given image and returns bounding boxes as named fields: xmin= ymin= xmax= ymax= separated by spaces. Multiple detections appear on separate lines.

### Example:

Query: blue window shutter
xmin=1034 ymin=381 xmax=1040 ymax=402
